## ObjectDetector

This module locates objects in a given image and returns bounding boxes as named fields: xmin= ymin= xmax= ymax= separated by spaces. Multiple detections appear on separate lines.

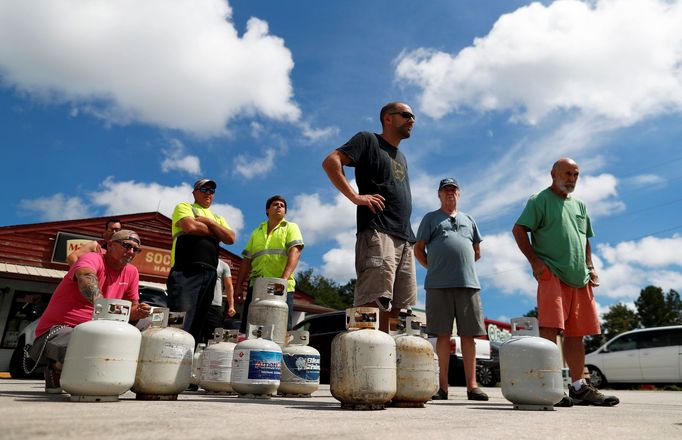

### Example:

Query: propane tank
xmin=132 ymin=308 xmax=195 ymax=400
xmin=190 ymin=343 xmax=206 ymax=389
xmin=60 ymin=299 xmax=141 ymax=402
xmin=200 ymin=328 xmax=239 ymax=393
xmin=500 ymin=317 xmax=564 ymax=410
xmin=330 ymin=307 xmax=396 ymax=410
xmin=278 ymin=330 xmax=320 ymax=397
xmin=392 ymin=316 xmax=435 ymax=407
xmin=231 ymin=325 xmax=282 ymax=398
xmin=247 ymin=277 xmax=288 ymax=347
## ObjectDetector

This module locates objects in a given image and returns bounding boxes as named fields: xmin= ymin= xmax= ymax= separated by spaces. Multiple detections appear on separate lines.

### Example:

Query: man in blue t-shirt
xmin=415 ymin=178 xmax=488 ymax=401
xmin=322 ymin=102 xmax=417 ymax=332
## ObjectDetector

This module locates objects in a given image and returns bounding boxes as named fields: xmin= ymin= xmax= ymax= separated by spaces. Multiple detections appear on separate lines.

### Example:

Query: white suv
xmin=585 ymin=325 xmax=682 ymax=388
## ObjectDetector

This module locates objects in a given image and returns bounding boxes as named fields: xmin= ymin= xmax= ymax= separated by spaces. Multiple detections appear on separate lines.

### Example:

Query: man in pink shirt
xmin=30 ymin=230 xmax=151 ymax=393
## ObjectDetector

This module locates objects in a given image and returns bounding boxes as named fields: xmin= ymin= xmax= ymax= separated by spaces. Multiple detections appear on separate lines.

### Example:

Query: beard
xmin=557 ymin=182 xmax=575 ymax=194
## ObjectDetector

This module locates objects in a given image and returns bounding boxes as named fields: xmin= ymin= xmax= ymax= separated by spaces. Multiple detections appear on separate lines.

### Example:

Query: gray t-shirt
xmin=416 ymin=209 xmax=482 ymax=289
xmin=212 ymin=259 xmax=231 ymax=306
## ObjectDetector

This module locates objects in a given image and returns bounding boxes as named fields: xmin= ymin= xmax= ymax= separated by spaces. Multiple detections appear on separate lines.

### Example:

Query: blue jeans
xmin=167 ymin=266 xmax=217 ymax=345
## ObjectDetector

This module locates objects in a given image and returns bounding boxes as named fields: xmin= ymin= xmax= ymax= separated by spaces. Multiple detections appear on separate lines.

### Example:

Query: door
xmin=600 ymin=333 xmax=642 ymax=382
xmin=639 ymin=328 xmax=682 ymax=382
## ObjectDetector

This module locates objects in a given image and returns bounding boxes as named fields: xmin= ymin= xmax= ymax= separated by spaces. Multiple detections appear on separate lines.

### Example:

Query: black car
xmin=292 ymin=310 xmax=500 ymax=386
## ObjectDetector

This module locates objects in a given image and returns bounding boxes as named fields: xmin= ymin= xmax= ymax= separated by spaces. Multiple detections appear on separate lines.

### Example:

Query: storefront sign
xmin=133 ymin=247 xmax=172 ymax=277
xmin=51 ymin=231 xmax=99 ymax=263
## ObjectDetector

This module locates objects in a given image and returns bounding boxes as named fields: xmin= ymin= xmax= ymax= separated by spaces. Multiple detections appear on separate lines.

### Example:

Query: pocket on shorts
xmin=539 ymin=267 xmax=552 ymax=282
xmin=357 ymin=230 xmax=385 ymax=273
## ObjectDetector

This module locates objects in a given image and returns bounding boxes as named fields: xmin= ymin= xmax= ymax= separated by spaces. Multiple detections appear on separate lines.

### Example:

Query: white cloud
xmin=298 ymin=121 xmax=339 ymax=142
xmin=233 ymin=149 xmax=276 ymax=180
xmin=598 ymin=235 xmax=682 ymax=268
xmin=574 ymin=173 xmax=625 ymax=217
xmin=0 ymin=0 xmax=300 ymax=136
xmin=476 ymin=232 xmax=536 ymax=298
xmin=628 ymin=174 xmax=666 ymax=188
xmin=474 ymin=232 xmax=682 ymax=306
xmin=287 ymin=187 xmax=360 ymax=283
xmin=320 ymin=230 xmax=356 ymax=282
xmin=160 ymin=139 xmax=201 ymax=175
xmin=18 ymin=193 xmax=90 ymax=221
xmin=395 ymin=0 xmax=682 ymax=124
xmin=287 ymin=189 xmax=357 ymax=245
xmin=87 ymin=178 xmax=245 ymax=234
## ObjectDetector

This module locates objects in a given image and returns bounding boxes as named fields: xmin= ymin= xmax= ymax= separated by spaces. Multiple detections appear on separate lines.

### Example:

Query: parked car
xmin=292 ymin=310 xmax=500 ymax=386
xmin=585 ymin=325 xmax=682 ymax=388
xmin=9 ymin=319 xmax=41 ymax=379
xmin=9 ymin=285 xmax=167 ymax=378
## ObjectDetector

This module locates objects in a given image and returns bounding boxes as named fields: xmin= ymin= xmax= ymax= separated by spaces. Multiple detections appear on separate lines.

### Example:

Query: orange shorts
xmin=537 ymin=269 xmax=600 ymax=337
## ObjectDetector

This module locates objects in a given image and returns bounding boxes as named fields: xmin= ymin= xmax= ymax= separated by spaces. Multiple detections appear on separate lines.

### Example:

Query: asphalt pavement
xmin=1 ymin=378 xmax=680 ymax=439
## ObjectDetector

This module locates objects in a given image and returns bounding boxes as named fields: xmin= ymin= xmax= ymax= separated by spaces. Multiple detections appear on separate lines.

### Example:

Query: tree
xmin=295 ymin=268 xmax=353 ymax=310
xmin=635 ymin=286 xmax=682 ymax=327
xmin=585 ymin=302 xmax=638 ymax=354
xmin=524 ymin=307 xmax=538 ymax=318
xmin=601 ymin=302 xmax=638 ymax=338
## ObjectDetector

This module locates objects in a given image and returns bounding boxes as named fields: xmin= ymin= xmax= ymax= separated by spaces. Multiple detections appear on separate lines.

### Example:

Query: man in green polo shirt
xmin=513 ymin=158 xmax=618 ymax=407
xmin=236 ymin=195 xmax=304 ymax=333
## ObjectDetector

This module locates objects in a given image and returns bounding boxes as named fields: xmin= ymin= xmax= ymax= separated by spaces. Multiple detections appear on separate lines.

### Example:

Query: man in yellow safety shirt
xmin=236 ymin=195 xmax=304 ymax=333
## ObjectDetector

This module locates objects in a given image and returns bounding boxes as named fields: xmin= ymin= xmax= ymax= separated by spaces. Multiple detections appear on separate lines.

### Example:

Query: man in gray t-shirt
xmin=415 ymin=178 xmax=488 ymax=401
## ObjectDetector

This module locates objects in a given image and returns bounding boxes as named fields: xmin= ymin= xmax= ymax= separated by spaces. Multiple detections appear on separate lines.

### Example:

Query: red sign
xmin=132 ymin=246 xmax=172 ymax=277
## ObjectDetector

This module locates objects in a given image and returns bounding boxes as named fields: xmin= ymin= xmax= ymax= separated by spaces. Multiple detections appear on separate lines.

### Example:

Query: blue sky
xmin=2 ymin=0 xmax=682 ymax=322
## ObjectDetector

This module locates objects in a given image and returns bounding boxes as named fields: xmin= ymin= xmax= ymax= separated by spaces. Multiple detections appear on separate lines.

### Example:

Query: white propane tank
xmin=392 ymin=316 xmax=435 ymax=407
xmin=278 ymin=330 xmax=320 ymax=397
xmin=200 ymin=328 xmax=239 ymax=393
xmin=247 ymin=277 xmax=288 ymax=347
xmin=500 ymin=317 xmax=564 ymax=410
xmin=231 ymin=325 xmax=282 ymax=398
xmin=60 ymin=299 xmax=141 ymax=402
xmin=330 ymin=307 xmax=396 ymax=410
xmin=132 ymin=307 xmax=195 ymax=400
xmin=190 ymin=343 xmax=206 ymax=388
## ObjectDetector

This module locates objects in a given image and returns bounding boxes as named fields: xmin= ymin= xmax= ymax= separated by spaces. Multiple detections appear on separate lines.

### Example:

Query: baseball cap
xmin=193 ymin=179 xmax=217 ymax=190
xmin=438 ymin=178 xmax=459 ymax=190
xmin=110 ymin=230 xmax=141 ymax=245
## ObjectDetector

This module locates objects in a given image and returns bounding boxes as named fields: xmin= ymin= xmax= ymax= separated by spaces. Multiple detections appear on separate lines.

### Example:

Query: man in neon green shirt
xmin=236 ymin=195 xmax=303 ymax=332
xmin=167 ymin=179 xmax=235 ymax=344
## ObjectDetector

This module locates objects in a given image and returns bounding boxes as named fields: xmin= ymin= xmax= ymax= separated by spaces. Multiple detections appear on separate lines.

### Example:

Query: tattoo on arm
xmin=77 ymin=272 xmax=103 ymax=303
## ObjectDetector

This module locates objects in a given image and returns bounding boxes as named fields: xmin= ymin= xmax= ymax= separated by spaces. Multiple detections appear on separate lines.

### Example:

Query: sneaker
xmin=44 ymin=365 xmax=62 ymax=394
xmin=467 ymin=387 xmax=489 ymax=401
xmin=569 ymin=383 xmax=619 ymax=406
xmin=555 ymin=393 xmax=574 ymax=407
xmin=374 ymin=297 xmax=392 ymax=312
xmin=431 ymin=388 xmax=448 ymax=400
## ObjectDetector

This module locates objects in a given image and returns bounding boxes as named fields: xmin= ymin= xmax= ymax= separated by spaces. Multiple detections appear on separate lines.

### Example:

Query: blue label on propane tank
xmin=248 ymin=350 xmax=282 ymax=380
xmin=283 ymin=354 xmax=320 ymax=381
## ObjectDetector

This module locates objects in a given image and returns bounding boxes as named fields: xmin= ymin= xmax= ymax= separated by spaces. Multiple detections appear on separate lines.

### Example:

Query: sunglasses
xmin=390 ymin=111 xmax=415 ymax=120
xmin=115 ymin=241 xmax=142 ymax=254
xmin=198 ymin=187 xmax=215 ymax=194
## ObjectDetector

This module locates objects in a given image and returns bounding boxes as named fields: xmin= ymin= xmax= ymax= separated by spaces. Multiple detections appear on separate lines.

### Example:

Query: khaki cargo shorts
xmin=354 ymin=229 xmax=417 ymax=310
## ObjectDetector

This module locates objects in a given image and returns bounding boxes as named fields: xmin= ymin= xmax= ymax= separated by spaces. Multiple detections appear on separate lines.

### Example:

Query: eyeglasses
xmin=115 ymin=241 xmax=142 ymax=254
xmin=390 ymin=111 xmax=415 ymax=120
xmin=198 ymin=187 xmax=215 ymax=194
